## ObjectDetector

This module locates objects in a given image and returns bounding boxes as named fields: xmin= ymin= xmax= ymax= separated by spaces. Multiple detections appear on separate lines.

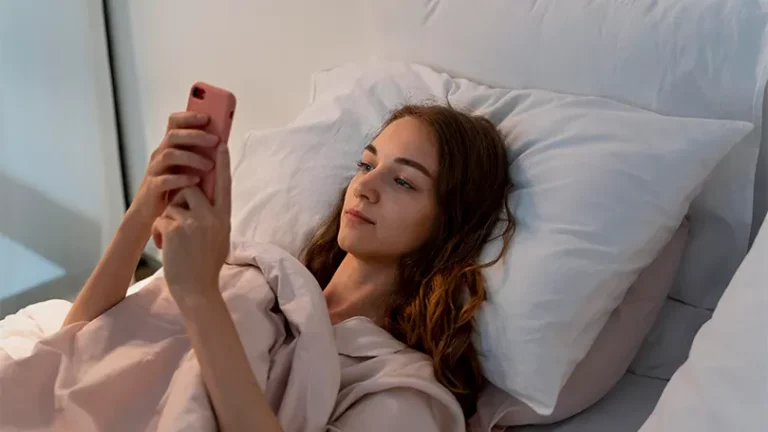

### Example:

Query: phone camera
xmin=191 ymin=86 xmax=206 ymax=100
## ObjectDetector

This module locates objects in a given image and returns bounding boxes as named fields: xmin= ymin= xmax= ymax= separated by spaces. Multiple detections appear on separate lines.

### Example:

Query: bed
xmin=2 ymin=1 xmax=768 ymax=431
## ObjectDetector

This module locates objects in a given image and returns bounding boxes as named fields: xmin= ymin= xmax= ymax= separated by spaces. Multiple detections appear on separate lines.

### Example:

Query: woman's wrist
xmin=171 ymin=281 xmax=222 ymax=317
xmin=123 ymin=205 xmax=155 ymax=241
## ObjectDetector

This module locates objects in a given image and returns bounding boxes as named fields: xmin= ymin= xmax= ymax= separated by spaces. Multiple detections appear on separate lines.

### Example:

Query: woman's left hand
xmin=152 ymin=145 xmax=232 ymax=307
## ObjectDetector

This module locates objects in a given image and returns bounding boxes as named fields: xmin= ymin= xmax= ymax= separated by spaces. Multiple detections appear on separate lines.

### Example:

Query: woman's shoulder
xmin=332 ymin=350 xmax=465 ymax=432
xmin=332 ymin=316 xmax=465 ymax=430
xmin=333 ymin=316 xmax=432 ymax=367
xmin=333 ymin=315 xmax=445 ymax=385
xmin=328 ymin=386 xmax=466 ymax=432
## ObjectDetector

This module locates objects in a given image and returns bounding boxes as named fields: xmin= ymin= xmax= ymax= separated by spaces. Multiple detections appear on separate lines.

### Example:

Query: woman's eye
xmin=395 ymin=178 xmax=413 ymax=189
xmin=356 ymin=161 xmax=373 ymax=172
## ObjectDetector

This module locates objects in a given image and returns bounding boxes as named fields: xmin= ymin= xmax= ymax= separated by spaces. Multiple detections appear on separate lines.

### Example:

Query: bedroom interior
xmin=1 ymin=1 xmax=766 ymax=431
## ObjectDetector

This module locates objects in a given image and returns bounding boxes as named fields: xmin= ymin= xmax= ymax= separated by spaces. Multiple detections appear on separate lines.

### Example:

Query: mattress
xmin=514 ymin=373 xmax=666 ymax=432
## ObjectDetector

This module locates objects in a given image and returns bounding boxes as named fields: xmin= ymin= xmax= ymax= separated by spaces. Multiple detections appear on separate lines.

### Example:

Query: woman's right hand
xmin=128 ymin=112 xmax=219 ymax=228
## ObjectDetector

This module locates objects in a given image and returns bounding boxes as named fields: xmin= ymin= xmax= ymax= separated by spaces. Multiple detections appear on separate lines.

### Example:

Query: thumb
xmin=214 ymin=144 xmax=232 ymax=218
xmin=152 ymin=226 xmax=163 ymax=250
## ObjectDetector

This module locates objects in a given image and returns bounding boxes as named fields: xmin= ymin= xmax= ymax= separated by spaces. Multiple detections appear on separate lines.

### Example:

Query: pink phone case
xmin=157 ymin=83 xmax=235 ymax=250
xmin=167 ymin=82 xmax=237 ymax=205
xmin=186 ymin=81 xmax=236 ymax=202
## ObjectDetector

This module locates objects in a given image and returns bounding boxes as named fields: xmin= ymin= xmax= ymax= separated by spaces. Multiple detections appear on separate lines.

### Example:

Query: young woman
xmin=63 ymin=104 xmax=514 ymax=430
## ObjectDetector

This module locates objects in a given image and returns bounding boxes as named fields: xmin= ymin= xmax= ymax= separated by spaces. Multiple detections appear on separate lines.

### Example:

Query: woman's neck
xmin=323 ymin=254 xmax=398 ymax=326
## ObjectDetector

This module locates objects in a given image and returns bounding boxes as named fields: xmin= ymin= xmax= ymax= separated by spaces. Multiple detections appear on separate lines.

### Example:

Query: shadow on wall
xmin=0 ymin=172 xmax=101 ymax=318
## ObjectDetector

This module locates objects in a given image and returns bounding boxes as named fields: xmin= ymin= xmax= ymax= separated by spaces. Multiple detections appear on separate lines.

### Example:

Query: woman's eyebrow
xmin=364 ymin=144 xmax=434 ymax=179
xmin=394 ymin=157 xmax=434 ymax=179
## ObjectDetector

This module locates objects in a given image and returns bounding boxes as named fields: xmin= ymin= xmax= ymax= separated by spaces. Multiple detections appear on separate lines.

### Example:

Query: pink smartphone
xmin=169 ymin=82 xmax=237 ymax=204
xmin=157 ymin=83 xmax=235 ymax=250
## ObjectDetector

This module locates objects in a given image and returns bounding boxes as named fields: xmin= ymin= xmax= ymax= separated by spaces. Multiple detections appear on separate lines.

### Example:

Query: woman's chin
xmin=338 ymin=232 xmax=379 ymax=258
xmin=337 ymin=230 xmax=362 ymax=254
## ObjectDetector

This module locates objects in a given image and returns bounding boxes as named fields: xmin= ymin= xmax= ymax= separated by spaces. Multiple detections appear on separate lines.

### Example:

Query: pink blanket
xmin=0 ymin=242 xmax=464 ymax=432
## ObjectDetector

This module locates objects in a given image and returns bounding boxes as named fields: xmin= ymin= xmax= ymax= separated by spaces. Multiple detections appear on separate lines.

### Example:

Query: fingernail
xmin=218 ymin=145 xmax=227 ymax=152
xmin=196 ymin=112 xmax=208 ymax=120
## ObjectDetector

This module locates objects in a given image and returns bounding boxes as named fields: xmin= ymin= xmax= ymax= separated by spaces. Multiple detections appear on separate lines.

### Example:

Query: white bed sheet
xmin=0 ymin=271 xmax=160 ymax=361
xmin=0 ymin=299 xmax=71 ymax=360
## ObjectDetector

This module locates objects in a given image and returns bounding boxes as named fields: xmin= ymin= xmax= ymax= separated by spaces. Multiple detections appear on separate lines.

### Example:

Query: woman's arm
xmin=176 ymin=287 xmax=282 ymax=432
xmin=154 ymin=147 xmax=281 ymax=431
xmin=62 ymin=112 xmax=218 ymax=327
xmin=62 ymin=209 xmax=152 ymax=326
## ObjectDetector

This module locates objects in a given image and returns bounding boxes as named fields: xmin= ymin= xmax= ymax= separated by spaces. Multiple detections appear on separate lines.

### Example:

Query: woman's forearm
xmin=176 ymin=287 xmax=283 ymax=432
xmin=62 ymin=208 xmax=153 ymax=327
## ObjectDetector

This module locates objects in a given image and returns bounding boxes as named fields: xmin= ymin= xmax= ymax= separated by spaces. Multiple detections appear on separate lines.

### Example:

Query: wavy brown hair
xmin=302 ymin=104 xmax=515 ymax=417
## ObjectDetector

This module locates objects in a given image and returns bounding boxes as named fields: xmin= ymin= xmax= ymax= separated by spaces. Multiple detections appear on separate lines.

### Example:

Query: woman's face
xmin=338 ymin=117 xmax=439 ymax=262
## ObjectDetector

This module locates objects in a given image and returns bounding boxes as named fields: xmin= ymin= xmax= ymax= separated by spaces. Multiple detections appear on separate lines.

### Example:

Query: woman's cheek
xmin=400 ymin=205 xmax=434 ymax=247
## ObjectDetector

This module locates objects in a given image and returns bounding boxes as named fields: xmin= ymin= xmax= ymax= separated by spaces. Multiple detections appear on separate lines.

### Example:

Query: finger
xmin=167 ymin=111 xmax=209 ymax=131
xmin=165 ymin=202 xmax=191 ymax=221
xmin=178 ymin=186 xmax=211 ymax=212
xmin=152 ymin=174 xmax=200 ymax=192
xmin=164 ymin=129 xmax=219 ymax=148
xmin=152 ymin=228 xmax=163 ymax=250
xmin=153 ymin=215 xmax=175 ymax=234
xmin=214 ymin=145 xmax=232 ymax=218
xmin=149 ymin=148 xmax=215 ymax=174
xmin=168 ymin=186 xmax=191 ymax=210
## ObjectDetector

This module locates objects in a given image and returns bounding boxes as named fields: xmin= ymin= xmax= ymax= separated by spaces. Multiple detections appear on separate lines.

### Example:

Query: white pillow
xmin=639 ymin=215 xmax=768 ymax=432
xmin=231 ymin=62 xmax=753 ymax=414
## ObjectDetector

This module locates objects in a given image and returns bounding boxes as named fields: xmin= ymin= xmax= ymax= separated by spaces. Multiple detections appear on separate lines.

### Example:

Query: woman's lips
xmin=344 ymin=209 xmax=375 ymax=225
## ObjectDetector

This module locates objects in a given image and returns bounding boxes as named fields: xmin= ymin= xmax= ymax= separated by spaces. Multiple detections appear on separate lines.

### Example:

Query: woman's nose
xmin=353 ymin=172 xmax=380 ymax=203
